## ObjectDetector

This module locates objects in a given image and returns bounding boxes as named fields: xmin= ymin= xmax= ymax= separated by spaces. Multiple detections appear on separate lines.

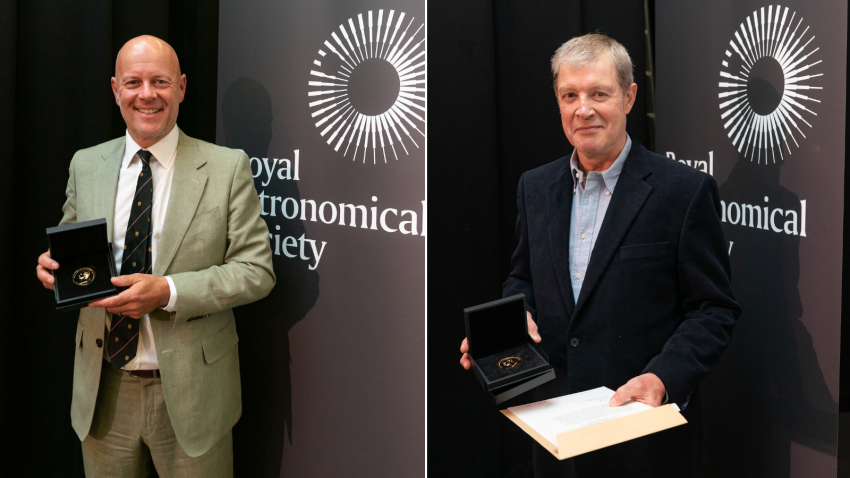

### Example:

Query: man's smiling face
xmin=556 ymin=55 xmax=636 ymax=165
xmin=111 ymin=36 xmax=186 ymax=148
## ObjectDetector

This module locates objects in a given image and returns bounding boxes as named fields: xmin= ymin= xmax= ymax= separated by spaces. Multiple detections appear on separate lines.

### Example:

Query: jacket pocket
xmin=202 ymin=319 xmax=239 ymax=364
xmin=185 ymin=206 xmax=221 ymax=237
xmin=619 ymin=241 xmax=669 ymax=260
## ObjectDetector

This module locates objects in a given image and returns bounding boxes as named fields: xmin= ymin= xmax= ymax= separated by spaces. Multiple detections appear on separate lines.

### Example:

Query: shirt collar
xmin=122 ymin=125 xmax=179 ymax=170
xmin=570 ymin=134 xmax=631 ymax=193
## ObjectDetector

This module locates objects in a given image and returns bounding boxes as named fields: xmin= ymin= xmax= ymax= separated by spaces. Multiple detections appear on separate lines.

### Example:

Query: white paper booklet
xmin=506 ymin=386 xmax=677 ymax=447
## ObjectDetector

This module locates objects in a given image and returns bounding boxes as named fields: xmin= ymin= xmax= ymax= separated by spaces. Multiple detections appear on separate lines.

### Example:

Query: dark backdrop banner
xmin=216 ymin=1 xmax=425 ymax=477
xmin=656 ymin=1 xmax=846 ymax=476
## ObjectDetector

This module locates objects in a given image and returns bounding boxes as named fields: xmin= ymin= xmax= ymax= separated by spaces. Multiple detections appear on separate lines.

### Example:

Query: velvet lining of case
xmin=476 ymin=343 xmax=549 ymax=383
xmin=54 ymin=253 xmax=117 ymax=301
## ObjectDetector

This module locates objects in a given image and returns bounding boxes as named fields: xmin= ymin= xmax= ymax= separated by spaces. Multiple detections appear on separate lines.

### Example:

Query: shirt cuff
xmin=163 ymin=276 xmax=178 ymax=312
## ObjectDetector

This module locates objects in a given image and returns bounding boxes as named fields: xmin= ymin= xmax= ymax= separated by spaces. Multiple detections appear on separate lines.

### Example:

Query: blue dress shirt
xmin=568 ymin=135 xmax=632 ymax=303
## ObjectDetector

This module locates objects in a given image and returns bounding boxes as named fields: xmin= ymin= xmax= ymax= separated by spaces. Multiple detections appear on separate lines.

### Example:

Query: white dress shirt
xmin=110 ymin=125 xmax=179 ymax=370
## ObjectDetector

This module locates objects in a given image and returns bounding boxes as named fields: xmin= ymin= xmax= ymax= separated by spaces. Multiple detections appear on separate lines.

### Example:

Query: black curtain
xmin=427 ymin=1 xmax=652 ymax=476
xmin=0 ymin=0 xmax=16 ymax=472
xmin=0 ymin=1 xmax=218 ymax=476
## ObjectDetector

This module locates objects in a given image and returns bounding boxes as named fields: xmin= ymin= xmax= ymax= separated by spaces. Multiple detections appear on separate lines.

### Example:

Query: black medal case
xmin=464 ymin=294 xmax=556 ymax=404
xmin=46 ymin=218 xmax=119 ymax=311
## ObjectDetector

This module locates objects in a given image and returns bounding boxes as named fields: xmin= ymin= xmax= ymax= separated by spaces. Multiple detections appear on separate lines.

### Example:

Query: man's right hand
xmin=460 ymin=311 xmax=541 ymax=370
xmin=36 ymin=251 xmax=59 ymax=290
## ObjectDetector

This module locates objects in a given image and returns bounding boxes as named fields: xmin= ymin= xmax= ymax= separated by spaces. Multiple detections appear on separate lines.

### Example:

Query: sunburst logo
xmin=719 ymin=5 xmax=822 ymax=163
xmin=308 ymin=10 xmax=425 ymax=164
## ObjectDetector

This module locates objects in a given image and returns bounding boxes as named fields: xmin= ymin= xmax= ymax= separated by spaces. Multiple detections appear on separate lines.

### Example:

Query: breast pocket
xmin=619 ymin=241 xmax=669 ymax=260
xmin=185 ymin=206 xmax=221 ymax=237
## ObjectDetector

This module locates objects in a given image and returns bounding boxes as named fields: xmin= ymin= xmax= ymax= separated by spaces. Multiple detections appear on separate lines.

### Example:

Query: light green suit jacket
xmin=61 ymin=130 xmax=275 ymax=457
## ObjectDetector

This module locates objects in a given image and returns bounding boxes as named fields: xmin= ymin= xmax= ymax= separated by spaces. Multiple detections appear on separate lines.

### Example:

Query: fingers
xmin=610 ymin=375 xmax=643 ymax=407
xmin=36 ymin=251 xmax=58 ymax=290
xmin=459 ymin=338 xmax=472 ymax=370
xmin=38 ymin=251 xmax=58 ymax=270
xmin=89 ymin=288 xmax=132 ymax=309
xmin=95 ymin=299 xmax=142 ymax=318
xmin=107 ymin=307 xmax=144 ymax=319
xmin=609 ymin=384 xmax=634 ymax=407
xmin=90 ymin=275 xmax=161 ymax=318
xmin=526 ymin=311 xmax=541 ymax=342
xmin=609 ymin=374 xmax=666 ymax=407
xmin=459 ymin=353 xmax=471 ymax=370
xmin=36 ymin=265 xmax=55 ymax=289
xmin=35 ymin=251 xmax=59 ymax=290
xmin=111 ymin=274 xmax=139 ymax=287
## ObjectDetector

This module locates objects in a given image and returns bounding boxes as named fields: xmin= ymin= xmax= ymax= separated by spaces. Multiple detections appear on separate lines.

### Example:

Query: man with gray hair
xmin=461 ymin=33 xmax=740 ymax=476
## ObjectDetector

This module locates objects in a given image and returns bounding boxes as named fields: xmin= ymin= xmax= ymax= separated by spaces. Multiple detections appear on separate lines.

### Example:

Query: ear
xmin=178 ymin=74 xmax=187 ymax=104
xmin=623 ymin=83 xmax=638 ymax=114
xmin=111 ymin=77 xmax=120 ymax=105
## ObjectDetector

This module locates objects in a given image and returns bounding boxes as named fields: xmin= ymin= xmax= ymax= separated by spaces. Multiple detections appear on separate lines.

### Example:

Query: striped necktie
xmin=108 ymin=149 xmax=154 ymax=370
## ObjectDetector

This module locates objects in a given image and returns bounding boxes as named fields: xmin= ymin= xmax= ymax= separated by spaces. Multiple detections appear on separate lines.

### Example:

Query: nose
xmin=139 ymin=81 xmax=156 ymax=101
xmin=576 ymin=95 xmax=594 ymax=119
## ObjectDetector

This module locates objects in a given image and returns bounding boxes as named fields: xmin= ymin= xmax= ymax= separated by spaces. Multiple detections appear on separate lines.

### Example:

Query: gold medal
xmin=72 ymin=267 xmax=96 ymax=286
xmin=498 ymin=356 xmax=522 ymax=370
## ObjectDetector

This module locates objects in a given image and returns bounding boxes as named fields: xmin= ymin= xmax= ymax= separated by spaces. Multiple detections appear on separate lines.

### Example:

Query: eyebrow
xmin=558 ymin=83 xmax=616 ymax=93
xmin=121 ymin=74 xmax=174 ymax=82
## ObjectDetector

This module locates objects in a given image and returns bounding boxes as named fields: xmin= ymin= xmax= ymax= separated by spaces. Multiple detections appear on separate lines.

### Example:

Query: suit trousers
xmin=81 ymin=362 xmax=233 ymax=478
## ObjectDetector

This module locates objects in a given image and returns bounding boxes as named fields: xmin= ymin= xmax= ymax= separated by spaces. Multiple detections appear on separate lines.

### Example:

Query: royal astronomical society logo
xmin=308 ymin=9 xmax=426 ymax=164
xmin=719 ymin=5 xmax=822 ymax=163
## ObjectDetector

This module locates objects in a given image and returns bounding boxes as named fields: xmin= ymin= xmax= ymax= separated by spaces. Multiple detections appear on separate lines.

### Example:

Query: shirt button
xmin=581 ymin=234 xmax=587 ymax=240
xmin=96 ymin=338 xmax=103 ymax=348
xmin=606 ymin=191 xmax=611 ymax=196
xmin=570 ymin=338 xmax=580 ymax=347
xmin=575 ymin=273 xmax=581 ymax=279
xmin=576 ymin=173 xmax=580 ymax=178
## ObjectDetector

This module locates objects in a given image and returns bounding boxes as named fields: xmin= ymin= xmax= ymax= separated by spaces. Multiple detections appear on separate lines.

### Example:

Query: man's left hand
xmin=609 ymin=373 xmax=666 ymax=408
xmin=89 ymin=274 xmax=170 ymax=318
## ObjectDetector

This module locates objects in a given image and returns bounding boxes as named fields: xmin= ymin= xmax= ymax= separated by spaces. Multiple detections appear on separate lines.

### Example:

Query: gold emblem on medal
xmin=498 ymin=356 xmax=522 ymax=370
xmin=72 ymin=267 xmax=96 ymax=286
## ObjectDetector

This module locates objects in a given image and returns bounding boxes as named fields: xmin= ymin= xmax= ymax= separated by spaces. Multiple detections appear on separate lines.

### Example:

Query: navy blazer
xmin=504 ymin=141 xmax=740 ymax=477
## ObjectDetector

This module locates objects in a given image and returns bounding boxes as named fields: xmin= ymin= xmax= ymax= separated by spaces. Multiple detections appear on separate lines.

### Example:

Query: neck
xmin=577 ymin=134 xmax=627 ymax=173
xmin=129 ymin=125 xmax=175 ymax=149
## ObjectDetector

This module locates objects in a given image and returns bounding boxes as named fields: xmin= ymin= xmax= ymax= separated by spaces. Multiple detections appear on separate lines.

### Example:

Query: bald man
xmin=35 ymin=35 xmax=275 ymax=477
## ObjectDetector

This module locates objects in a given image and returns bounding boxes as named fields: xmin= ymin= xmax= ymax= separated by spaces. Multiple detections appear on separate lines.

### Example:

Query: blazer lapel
xmin=573 ymin=144 xmax=653 ymax=318
xmin=154 ymin=131 xmax=208 ymax=276
xmin=95 ymin=138 xmax=125 ymax=239
xmin=545 ymin=162 xmax=577 ymax=319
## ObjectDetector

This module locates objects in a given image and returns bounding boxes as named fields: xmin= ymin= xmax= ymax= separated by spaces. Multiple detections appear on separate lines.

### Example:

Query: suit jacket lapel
xmin=573 ymin=144 xmax=653 ymax=318
xmin=545 ymin=161 xmax=577 ymax=319
xmin=155 ymin=130 xmax=208 ymax=276
xmin=96 ymin=138 xmax=125 ymax=239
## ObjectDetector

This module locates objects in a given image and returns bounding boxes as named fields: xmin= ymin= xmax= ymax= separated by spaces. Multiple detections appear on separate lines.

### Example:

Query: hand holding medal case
xmin=46 ymin=218 xmax=120 ymax=311
xmin=464 ymin=294 xmax=555 ymax=404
